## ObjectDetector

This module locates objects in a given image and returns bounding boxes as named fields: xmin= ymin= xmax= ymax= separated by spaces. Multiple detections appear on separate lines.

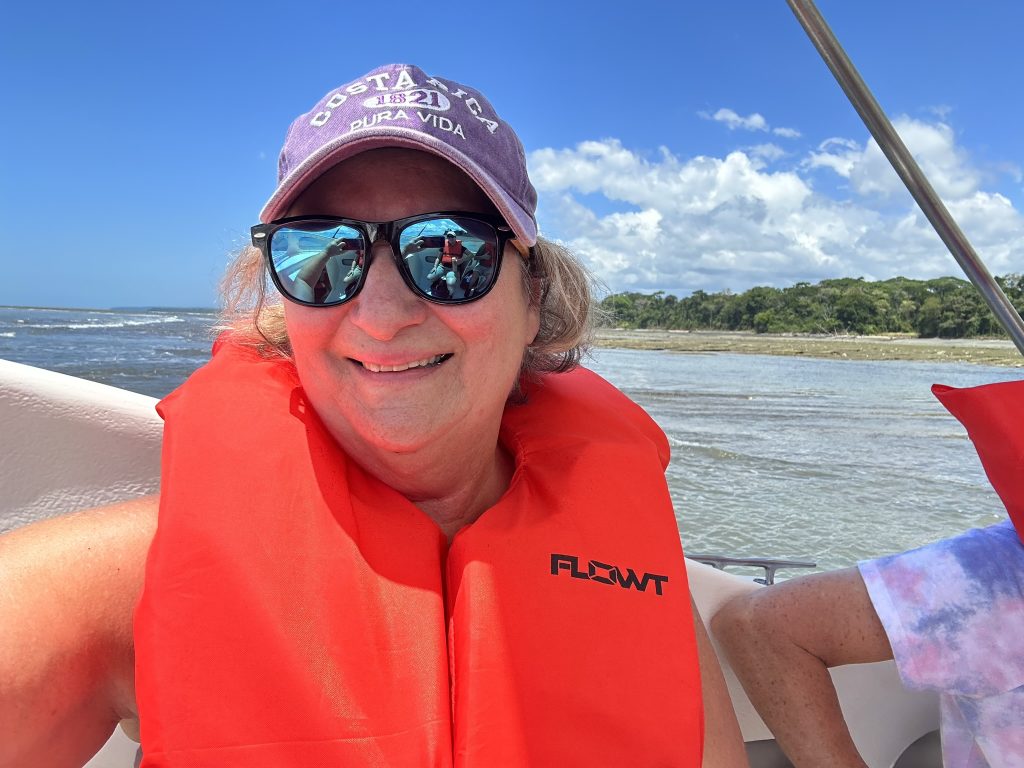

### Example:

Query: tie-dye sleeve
xmin=859 ymin=520 xmax=1024 ymax=698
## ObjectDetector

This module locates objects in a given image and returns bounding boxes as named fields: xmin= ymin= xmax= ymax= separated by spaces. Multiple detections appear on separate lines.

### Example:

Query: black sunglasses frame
xmin=250 ymin=211 xmax=516 ymax=308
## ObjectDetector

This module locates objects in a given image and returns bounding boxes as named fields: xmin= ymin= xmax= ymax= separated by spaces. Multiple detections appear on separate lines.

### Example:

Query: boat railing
xmin=788 ymin=0 xmax=1024 ymax=356
xmin=687 ymin=554 xmax=817 ymax=585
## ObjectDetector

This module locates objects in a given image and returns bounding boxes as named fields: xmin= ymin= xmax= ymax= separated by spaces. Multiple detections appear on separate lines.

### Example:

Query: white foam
xmin=50 ymin=316 xmax=184 ymax=331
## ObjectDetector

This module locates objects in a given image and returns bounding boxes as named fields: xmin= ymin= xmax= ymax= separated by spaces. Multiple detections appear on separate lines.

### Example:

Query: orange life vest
xmin=441 ymin=237 xmax=463 ymax=266
xmin=932 ymin=380 xmax=1024 ymax=540
xmin=135 ymin=341 xmax=703 ymax=766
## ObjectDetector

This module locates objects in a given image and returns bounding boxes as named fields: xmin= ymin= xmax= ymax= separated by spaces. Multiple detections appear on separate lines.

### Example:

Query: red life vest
xmin=135 ymin=341 xmax=703 ymax=766
xmin=932 ymin=380 xmax=1024 ymax=540
xmin=442 ymin=237 xmax=463 ymax=266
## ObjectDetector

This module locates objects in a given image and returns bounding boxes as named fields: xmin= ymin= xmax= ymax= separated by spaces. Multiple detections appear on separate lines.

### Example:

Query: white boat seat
xmin=746 ymin=739 xmax=794 ymax=767
xmin=892 ymin=729 xmax=941 ymax=768
xmin=82 ymin=727 xmax=141 ymax=768
xmin=746 ymin=730 xmax=941 ymax=768
xmin=0 ymin=359 xmax=162 ymax=533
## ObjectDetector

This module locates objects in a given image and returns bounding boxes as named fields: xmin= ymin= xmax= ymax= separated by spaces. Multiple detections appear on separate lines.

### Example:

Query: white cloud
xmin=772 ymin=127 xmax=802 ymax=139
xmin=993 ymin=161 xmax=1022 ymax=184
xmin=700 ymin=107 xmax=800 ymax=139
xmin=945 ymin=192 xmax=1024 ymax=276
xmin=702 ymin=108 xmax=768 ymax=132
xmin=805 ymin=117 xmax=981 ymax=201
xmin=528 ymin=125 xmax=1024 ymax=296
xmin=805 ymin=137 xmax=860 ymax=178
xmin=748 ymin=144 xmax=787 ymax=162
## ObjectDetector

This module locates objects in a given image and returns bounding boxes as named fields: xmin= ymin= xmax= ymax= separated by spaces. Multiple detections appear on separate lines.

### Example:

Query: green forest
xmin=598 ymin=274 xmax=1024 ymax=338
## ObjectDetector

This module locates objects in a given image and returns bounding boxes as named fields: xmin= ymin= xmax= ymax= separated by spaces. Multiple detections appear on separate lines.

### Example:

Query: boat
xmin=0 ymin=356 xmax=943 ymax=767
xmin=3 ymin=2 xmax=1018 ymax=765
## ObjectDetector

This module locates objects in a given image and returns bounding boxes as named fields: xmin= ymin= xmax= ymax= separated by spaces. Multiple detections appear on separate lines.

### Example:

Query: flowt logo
xmin=550 ymin=554 xmax=669 ymax=596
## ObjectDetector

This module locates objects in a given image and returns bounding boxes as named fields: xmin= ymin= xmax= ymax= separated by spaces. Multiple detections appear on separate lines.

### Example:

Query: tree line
xmin=599 ymin=274 xmax=1024 ymax=338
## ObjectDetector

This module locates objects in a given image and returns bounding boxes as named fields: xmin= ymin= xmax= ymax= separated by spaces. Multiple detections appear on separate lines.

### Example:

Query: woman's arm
xmin=292 ymin=243 xmax=343 ymax=301
xmin=0 ymin=495 xmax=157 ymax=768
xmin=710 ymin=568 xmax=893 ymax=768
xmin=693 ymin=596 xmax=749 ymax=767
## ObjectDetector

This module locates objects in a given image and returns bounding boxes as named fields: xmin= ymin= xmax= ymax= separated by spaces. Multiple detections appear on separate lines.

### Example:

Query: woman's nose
xmin=345 ymin=240 xmax=428 ymax=340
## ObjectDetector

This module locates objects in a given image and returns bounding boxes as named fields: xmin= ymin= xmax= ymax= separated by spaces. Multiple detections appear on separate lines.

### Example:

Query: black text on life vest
xmin=550 ymin=554 xmax=669 ymax=596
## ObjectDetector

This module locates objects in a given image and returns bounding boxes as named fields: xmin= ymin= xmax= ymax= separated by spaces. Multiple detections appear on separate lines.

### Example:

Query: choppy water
xmin=586 ymin=348 xmax=1020 ymax=573
xmin=0 ymin=306 xmax=215 ymax=398
xmin=2 ymin=306 xmax=1020 ymax=575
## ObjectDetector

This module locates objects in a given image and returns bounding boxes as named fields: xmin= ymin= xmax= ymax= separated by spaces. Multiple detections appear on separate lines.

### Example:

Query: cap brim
xmin=259 ymin=127 xmax=537 ymax=247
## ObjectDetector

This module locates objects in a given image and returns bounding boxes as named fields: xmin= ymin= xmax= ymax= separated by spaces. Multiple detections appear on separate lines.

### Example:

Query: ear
xmin=525 ymin=293 xmax=541 ymax=346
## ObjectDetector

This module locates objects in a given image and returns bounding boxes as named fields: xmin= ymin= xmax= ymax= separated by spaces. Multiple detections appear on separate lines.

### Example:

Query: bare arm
xmin=693 ymin=596 xmax=749 ymax=767
xmin=710 ymin=568 xmax=893 ymax=768
xmin=292 ymin=243 xmax=341 ymax=301
xmin=0 ymin=495 xmax=157 ymax=768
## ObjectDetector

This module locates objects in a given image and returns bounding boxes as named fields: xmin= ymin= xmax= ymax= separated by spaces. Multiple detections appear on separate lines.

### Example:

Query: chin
xmin=362 ymin=432 xmax=433 ymax=455
xmin=348 ymin=416 xmax=448 ymax=456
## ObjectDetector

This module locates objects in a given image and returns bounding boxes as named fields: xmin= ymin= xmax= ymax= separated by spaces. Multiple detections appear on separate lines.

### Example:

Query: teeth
xmin=362 ymin=355 xmax=446 ymax=373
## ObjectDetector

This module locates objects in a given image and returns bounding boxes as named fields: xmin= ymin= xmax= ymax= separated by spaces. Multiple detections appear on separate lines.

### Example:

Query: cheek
xmin=283 ymin=304 xmax=345 ymax=369
xmin=451 ymin=280 xmax=537 ymax=362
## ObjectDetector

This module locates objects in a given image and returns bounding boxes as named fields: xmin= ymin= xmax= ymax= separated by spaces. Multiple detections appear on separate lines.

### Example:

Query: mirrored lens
xmin=398 ymin=217 xmax=499 ymax=301
xmin=269 ymin=221 xmax=366 ymax=305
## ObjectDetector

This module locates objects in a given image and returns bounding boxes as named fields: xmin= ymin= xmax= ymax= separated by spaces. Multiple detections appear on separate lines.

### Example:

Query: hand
xmin=323 ymin=241 xmax=346 ymax=258
xmin=402 ymin=237 xmax=427 ymax=257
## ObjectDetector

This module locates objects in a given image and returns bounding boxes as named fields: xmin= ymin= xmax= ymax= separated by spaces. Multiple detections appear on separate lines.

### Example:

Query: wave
xmin=23 ymin=316 xmax=185 ymax=331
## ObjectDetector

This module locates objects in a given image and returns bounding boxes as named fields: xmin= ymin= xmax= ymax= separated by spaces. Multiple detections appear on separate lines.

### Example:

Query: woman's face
xmin=282 ymin=148 xmax=540 ymax=456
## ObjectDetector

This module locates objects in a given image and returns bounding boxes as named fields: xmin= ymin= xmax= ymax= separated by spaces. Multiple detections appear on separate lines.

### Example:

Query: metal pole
xmin=787 ymin=0 xmax=1024 ymax=357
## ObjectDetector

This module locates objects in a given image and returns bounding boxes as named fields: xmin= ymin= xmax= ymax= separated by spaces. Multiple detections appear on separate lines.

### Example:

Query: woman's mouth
xmin=356 ymin=354 xmax=453 ymax=373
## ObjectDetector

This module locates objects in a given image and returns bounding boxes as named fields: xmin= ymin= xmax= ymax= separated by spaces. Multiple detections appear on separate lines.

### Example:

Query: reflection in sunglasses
xmin=258 ymin=213 xmax=509 ymax=306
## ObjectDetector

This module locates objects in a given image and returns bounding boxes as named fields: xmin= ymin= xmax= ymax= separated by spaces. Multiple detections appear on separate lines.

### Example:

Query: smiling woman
xmin=0 ymin=63 xmax=748 ymax=768
xmin=275 ymin=149 xmax=543 ymax=508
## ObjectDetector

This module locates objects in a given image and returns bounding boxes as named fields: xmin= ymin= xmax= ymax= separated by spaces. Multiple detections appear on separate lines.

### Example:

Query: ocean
xmin=2 ymin=305 xmax=1020 ymax=575
xmin=0 ymin=306 xmax=216 ymax=399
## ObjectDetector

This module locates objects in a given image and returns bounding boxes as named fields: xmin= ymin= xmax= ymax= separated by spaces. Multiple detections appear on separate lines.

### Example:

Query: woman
xmin=0 ymin=64 xmax=746 ymax=767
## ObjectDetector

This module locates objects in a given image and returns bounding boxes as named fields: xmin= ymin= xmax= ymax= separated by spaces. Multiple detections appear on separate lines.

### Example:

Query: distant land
xmin=598 ymin=274 xmax=1024 ymax=341
xmin=594 ymin=329 xmax=1023 ymax=367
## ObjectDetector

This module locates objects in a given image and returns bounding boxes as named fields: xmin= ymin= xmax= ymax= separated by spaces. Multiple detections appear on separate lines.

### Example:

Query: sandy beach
xmin=595 ymin=328 xmax=1024 ymax=367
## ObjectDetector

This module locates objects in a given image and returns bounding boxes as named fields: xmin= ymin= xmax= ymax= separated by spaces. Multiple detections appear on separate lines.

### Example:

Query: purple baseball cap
xmin=259 ymin=64 xmax=538 ymax=246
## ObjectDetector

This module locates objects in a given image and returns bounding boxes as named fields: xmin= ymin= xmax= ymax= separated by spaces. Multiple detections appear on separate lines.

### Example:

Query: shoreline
xmin=594 ymin=328 xmax=1024 ymax=367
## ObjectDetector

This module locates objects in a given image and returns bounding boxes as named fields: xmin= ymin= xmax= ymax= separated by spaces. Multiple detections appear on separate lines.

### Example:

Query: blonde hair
xmin=217 ymin=236 xmax=598 ymax=383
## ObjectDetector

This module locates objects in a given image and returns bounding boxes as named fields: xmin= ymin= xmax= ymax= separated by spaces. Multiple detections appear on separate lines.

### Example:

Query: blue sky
xmin=2 ymin=0 xmax=1022 ymax=309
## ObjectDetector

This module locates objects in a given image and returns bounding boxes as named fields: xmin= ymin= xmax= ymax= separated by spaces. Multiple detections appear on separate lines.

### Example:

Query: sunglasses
xmin=250 ymin=212 xmax=518 ymax=307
